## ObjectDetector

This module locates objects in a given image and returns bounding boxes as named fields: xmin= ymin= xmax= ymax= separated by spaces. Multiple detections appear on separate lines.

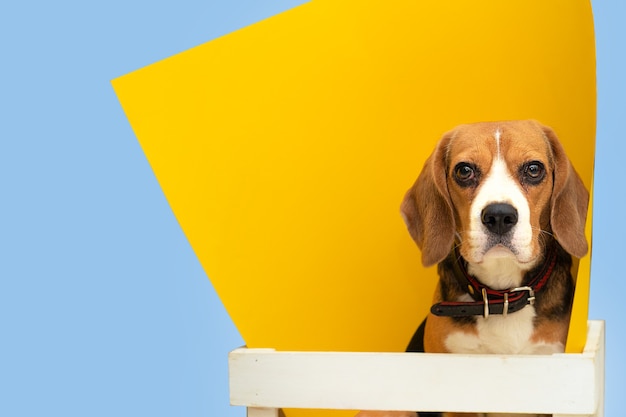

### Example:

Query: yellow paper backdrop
xmin=112 ymin=1 xmax=595 ymax=416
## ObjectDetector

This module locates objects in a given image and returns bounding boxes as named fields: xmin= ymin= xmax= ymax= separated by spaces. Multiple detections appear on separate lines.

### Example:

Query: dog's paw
xmin=354 ymin=412 xmax=417 ymax=417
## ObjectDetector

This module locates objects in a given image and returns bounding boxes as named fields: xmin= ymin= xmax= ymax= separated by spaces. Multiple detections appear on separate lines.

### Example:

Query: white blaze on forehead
xmin=494 ymin=128 xmax=502 ymax=156
xmin=467 ymin=158 xmax=533 ymax=263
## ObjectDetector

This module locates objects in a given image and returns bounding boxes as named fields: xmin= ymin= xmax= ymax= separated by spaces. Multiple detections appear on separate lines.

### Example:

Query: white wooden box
xmin=229 ymin=320 xmax=604 ymax=417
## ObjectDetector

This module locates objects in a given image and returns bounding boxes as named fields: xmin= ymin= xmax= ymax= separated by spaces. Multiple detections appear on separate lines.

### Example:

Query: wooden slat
xmin=230 ymin=320 xmax=604 ymax=416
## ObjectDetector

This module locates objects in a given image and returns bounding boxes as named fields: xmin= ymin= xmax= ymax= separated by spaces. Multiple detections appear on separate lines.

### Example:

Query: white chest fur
xmin=444 ymin=306 xmax=564 ymax=355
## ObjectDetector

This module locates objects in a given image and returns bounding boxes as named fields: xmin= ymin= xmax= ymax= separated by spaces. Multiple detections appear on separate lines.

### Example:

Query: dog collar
xmin=430 ymin=246 xmax=558 ymax=319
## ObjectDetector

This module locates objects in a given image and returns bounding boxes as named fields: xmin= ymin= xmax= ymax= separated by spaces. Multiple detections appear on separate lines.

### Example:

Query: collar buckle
xmin=509 ymin=286 xmax=536 ymax=306
xmin=481 ymin=286 xmax=535 ymax=319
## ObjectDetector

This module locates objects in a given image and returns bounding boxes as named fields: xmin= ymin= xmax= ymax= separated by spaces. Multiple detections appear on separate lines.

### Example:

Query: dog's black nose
xmin=481 ymin=203 xmax=518 ymax=235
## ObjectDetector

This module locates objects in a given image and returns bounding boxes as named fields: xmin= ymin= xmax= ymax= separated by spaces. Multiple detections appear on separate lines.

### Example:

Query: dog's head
xmin=401 ymin=120 xmax=589 ymax=269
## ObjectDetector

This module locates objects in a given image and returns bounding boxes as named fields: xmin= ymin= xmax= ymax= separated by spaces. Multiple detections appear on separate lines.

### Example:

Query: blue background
xmin=0 ymin=1 xmax=623 ymax=416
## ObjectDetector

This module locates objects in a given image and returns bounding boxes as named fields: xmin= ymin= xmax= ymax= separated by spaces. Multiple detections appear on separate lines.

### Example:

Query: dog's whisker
xmin=534 ymin=227 xmax=554 ymax=238
xmin=531 ymin=227 xmax=555 ymax=249
xmin=530 ymin=226 xmax=552 ymax=235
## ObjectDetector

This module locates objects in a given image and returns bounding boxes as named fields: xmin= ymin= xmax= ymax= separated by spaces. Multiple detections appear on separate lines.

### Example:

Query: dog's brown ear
xmin=543 ymin=125 xmax=590 ymax=258
xmin=401 ymin=133 xmax=456 ymax=267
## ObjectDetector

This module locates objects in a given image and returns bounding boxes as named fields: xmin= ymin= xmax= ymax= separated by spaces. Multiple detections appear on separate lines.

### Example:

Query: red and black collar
xmin=430 ymin=246 xmax=558 ymax=318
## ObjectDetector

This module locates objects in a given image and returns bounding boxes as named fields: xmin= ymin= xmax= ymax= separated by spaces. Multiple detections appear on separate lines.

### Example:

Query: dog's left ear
xmin=401 ymin=132 xmax=456 ymax=267
xmin=542 ymin=124 xmax=590 ymax=258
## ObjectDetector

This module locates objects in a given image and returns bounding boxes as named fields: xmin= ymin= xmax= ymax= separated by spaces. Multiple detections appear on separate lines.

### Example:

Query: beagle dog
xmin=357 ymin=120 xmax=589 ymax=417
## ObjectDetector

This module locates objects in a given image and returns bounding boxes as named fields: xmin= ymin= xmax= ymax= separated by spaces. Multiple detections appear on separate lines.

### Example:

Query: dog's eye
xmin=526 ymin=164 xmax=542 ymax=177
xmin=457 ymin=165 xmax=474 ymax=180
xmin=454 ymin=163 xmax=477 ymax=186
xmin=522 ymin=161 xmax=546 ymax=184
